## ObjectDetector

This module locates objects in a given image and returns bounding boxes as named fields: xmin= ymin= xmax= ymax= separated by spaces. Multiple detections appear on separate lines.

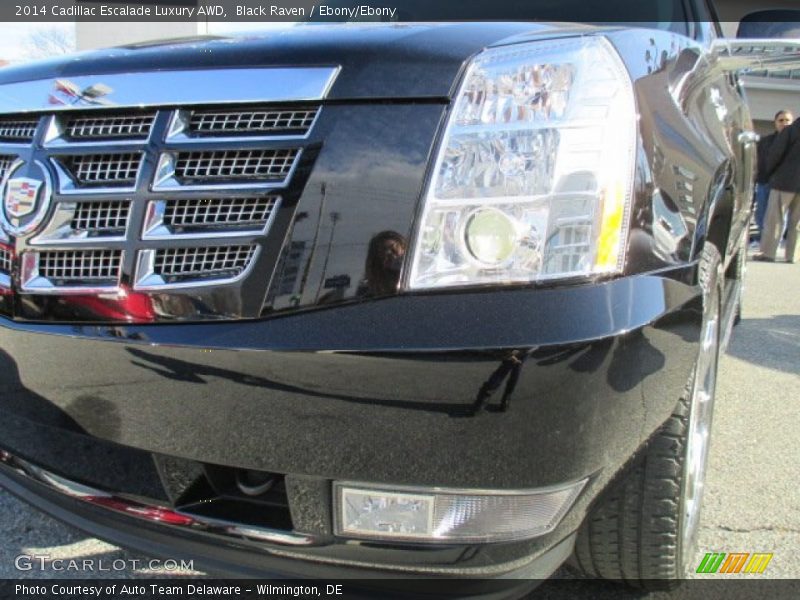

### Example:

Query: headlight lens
xmin=407 ymin=36 xmax=637 ymax=289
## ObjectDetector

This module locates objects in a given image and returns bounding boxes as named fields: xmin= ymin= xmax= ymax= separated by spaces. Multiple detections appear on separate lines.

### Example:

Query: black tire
xmin=571 ymin=245 xmax=723 ymax=589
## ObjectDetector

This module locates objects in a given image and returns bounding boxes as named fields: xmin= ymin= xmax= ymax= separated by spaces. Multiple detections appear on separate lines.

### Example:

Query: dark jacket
xmin=756 ymin=132 xmax=777 ymax=185
xmin=767 ymin=118 xmax=800 ymax=193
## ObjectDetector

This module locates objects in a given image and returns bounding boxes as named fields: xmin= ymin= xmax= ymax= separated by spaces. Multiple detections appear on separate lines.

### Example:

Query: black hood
xmin=0 ymin=22 xmax=600 ymax=100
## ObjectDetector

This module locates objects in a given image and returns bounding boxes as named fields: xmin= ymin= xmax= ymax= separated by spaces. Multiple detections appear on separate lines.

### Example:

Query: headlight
xmin=407 ymin=36 xmax=636 ymax=290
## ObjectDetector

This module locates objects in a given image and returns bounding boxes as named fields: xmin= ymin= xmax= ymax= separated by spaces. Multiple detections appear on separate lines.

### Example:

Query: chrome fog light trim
xmin=334 ymin=479 xmax=587 ymax=543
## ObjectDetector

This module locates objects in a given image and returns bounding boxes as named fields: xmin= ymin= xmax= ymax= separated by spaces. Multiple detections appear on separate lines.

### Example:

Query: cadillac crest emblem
xmin=0 ymin=160 xmax=52 ymax=236
xmin=5 ymin=177 xmax=42 ymax=218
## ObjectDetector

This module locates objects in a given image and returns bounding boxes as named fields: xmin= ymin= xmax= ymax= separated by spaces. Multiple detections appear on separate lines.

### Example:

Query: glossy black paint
xmin=1 ymin=103 xmax=441 ymax=323
xmin=262 ymin=103 xmax=444 ymax=315
xmin=0 ymin=266 xmax=701 ymax=573
xmin=605 ymin=27 xmax=752 ymax=278
xmin=0 ymin=18 xmax=753 ymax=577
xmin=266 ymin=26 xmax=751 ymax=315
xmin=0 ymin=23 xmax=750 ymax=323
xmin=0 ymin=23 xmax=585 ymax=101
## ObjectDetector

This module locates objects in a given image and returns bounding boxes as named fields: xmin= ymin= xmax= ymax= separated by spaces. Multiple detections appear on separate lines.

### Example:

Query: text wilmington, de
xmin=237 ymin=5 xmax=399 ymax=18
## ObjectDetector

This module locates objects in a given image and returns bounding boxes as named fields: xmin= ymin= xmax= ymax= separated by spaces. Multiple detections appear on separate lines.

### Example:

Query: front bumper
xmin=0 ymin=449 xmax=574 ymax=593
xmin=0 ymin=267 xmax=701 ymax=578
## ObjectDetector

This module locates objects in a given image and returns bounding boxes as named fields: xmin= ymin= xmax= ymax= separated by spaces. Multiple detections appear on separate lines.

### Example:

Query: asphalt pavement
xmin=0 ymin=257 xmax=798 ymax=593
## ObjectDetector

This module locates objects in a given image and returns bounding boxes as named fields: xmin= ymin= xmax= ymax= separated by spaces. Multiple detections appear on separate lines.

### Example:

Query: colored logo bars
xmin=5 ymin=177 xmax=41 ymax=218
xmin=697 ymin=552 xmax=773 ymax=574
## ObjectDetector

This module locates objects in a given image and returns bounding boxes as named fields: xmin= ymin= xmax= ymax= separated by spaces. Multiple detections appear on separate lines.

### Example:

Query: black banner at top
xmin=1 ymin=0 xmax=798 ymax=23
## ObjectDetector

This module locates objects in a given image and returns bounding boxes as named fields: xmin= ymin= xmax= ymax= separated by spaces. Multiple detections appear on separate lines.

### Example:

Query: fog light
xmin=335 ymin=479 xmax=586 ymax=543
xmin=464 ymin=208 xmax=517 ymax=265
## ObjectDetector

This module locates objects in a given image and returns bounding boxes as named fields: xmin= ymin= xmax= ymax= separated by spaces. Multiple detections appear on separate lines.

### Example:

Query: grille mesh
xmin=174 ymin=150 xmax=298 ymax=182
xmin=0 ymin=155 xmax=15 ymax=181
xmin=0 ymin=117 xmax=38 ymax=142
xmin=154 ymin=245 xmax=256 ymax=280
xmin=67 ymin=153 xmax=142 ymax=186
xmin=188 ymin=107 xmax=318 ymax=137
xmin=65 ymin=112 xmax=156 ymax=140
xmin=0 ymin=246 xmax=11 ymax=274
xmin=163 ymin=197 xmax=278 ymax=230
xmin=38 ymin=249 xmax=122 ymax=282
xmin=72 ymin=201 xmax=131 ymax=233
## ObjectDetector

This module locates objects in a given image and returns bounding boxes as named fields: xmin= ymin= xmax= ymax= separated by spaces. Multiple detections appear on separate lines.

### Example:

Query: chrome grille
xmin=174 ymin=150 xmax=298 ymax=183
xmin=154 ymin=245 xmax=256 ymax=281
xmin=0 ymin=246 xmax=11 ymax=274
xmin=0 ymin=94 xmax=323 ymax=302
xmin=65 ymin=153 xmax=141 ymax=186
xmin=0 ymin=117 xmax=38 ymax=142
xmin=188 ymin=107 xmax=318 ymax=137
xmin=38 ymin=249 xmax=122 ymax=282
xmin=0 ymin=154 xmax=15 ymax=181
xmin=64 ymin=112 xmax=155 ymax=141
xmin=72 ymin=201 xmax=130 ymax=233
xmin=164 ymin=197 xmax=278 ymax=230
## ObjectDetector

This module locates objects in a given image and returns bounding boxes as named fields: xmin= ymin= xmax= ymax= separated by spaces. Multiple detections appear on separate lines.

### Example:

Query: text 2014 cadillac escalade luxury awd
xmin=0 ymin=0 xmax=797 ymax=592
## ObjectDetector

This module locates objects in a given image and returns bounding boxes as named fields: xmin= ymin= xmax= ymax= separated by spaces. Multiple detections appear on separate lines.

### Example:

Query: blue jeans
xmin=754 ymin=183 xmax=770 ymax=237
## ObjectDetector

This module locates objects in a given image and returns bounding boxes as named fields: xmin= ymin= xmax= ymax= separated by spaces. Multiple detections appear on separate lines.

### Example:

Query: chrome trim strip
xmin=152 ymin=149 xmax=302 ymax=192
xmin=165 ymin=107 xmax=322 ymax=144
xmin=134 ymin=245 xmax=261 ymax=291
xmin=43 ymin=116 xmax=61 ymax=145
xmin=0 ymin=448 xmax=319 ymax=548
xmin=142 ymin=197 xmax=281 ymax=241
xmin=0 ymin=68 xmax=341 ymax=115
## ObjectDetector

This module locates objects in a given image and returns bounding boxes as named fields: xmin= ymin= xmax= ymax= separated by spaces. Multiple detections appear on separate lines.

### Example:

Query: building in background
xmin=715 ymin=0 xmax=800 ymax=133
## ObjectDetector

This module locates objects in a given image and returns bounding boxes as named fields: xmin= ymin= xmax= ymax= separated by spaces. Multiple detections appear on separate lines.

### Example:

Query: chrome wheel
xmin=681 ymin=257 xmax=721 ymax=555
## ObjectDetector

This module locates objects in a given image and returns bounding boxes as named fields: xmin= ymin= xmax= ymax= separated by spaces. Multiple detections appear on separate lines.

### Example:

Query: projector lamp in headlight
xmin=335 ymin=479 xmax=587 ymax=543
xmin=407 ymin=36 xmax=636 ymax=289
xmin=464 ymin=208 xmax=518 ymax=265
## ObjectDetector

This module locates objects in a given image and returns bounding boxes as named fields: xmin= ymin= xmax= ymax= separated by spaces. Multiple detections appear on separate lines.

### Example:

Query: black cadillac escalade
xmin=0 ymin=0 xmax=796 ymax=593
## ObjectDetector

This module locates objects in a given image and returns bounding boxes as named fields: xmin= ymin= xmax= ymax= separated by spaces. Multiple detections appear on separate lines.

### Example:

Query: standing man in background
xmin=758 ymin=114 xmax=800 ymax=263
xmin=754 ymin=110 xmax=793 ymax=241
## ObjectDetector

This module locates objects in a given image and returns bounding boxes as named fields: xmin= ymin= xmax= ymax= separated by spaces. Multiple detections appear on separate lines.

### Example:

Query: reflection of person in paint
xmin=359 ymin=231 xmax=406 ymax=297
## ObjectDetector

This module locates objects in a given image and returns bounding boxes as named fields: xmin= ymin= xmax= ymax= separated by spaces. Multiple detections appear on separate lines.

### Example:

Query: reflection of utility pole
xmin=315 ymin=211 xmax=340 ymax=300
xmin=297 ymin=182 xmax=326 ymax=304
